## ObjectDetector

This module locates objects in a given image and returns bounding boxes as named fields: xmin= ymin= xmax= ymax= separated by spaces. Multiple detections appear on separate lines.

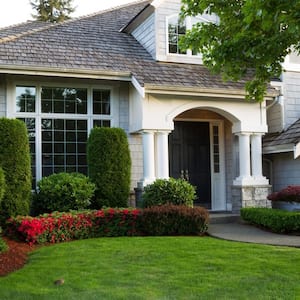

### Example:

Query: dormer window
xmin=167 ymin=15 xmax=213 ymax=57
xmin=168 ymin=15 xmax=186 ymax=54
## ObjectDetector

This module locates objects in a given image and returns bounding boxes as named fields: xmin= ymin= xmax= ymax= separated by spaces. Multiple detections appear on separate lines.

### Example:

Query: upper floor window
xmin=167 ymin=14 xmax=212 ymax=57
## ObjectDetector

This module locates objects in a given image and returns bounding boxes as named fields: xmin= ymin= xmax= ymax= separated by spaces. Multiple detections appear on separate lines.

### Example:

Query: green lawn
xmin=0 ymin=237 xmax=299 ymax=300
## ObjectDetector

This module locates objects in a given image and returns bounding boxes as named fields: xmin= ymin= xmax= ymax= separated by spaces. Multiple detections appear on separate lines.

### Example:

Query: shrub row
xmin=241 ymin=208 xmax=300 ymax=234
xmin=139 ymin=204 xmax=208 ymax=236
xmin=6 ymin=205 xmax=209 ymax=245
xmin=267 ymin=185 xmax=300 ymax=203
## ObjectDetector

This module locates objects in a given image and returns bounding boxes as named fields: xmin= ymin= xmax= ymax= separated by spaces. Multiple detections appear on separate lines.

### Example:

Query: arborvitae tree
xmin=0 ymin=118 xmax=32 ymax=223
xmin=87 ymin=127 xmax=131 ymax=208
xmin=30 ymin=0 xmax=75 ymax=23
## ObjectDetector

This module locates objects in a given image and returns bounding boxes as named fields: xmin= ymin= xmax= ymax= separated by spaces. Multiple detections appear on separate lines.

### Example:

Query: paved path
xmin=208 ymin=222 xmax=300 ymax=247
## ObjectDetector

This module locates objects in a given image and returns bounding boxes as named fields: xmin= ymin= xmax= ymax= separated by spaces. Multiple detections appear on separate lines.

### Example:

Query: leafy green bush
xmin=142 ymin=178 xmax=196 ymax=208
xmin=0 ymin=167 xmax=6 ymax=205
xmin=87 ymin=127 xmax=131 ymax=208
xmin=138 ymin=204 xmax=209 ymax=236
xmin=241 ymin=208 xmax=300 ymax=234
xmin=0 ymin=236 xmax=8 ymax=253
xmin=32 ymin=172 xmax=95 ymax=215
xmin=0 ymin=118 xmax=31 ymax=223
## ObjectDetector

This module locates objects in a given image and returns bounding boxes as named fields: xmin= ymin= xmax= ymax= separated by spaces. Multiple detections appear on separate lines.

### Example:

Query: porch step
xmin=209 ymin=213 xmax=241 ymax=224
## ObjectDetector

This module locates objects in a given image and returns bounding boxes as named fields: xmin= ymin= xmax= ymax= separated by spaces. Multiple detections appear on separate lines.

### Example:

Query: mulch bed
xmin=0 ymin=237 xmax=37 ymax=277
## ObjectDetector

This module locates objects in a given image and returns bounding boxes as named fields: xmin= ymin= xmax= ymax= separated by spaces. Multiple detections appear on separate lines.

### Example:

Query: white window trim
xmin=7 ymin=80 xmax=119 ymax=184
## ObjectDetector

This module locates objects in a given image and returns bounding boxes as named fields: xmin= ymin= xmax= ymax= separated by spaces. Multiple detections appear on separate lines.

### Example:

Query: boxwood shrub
xmin=241 ymin=207 xmax=300 ymax=234
xmin=0 ymin=118 xmax=31 ymax=223
xmin=87 ymin=127 xmax=131 ymax=208
xmin=142 ymin=178 xmax=196 ymax=208
xmin=138 ymin=204 xmax=209 ymax=236
xmin=31 ymin=172 xmax=96 ymax=215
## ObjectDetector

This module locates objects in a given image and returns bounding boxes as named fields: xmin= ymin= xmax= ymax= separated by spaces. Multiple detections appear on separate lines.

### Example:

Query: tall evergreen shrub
xmin=0 ymin=118 xmax=31 ymax=222
xmin=87 ymin=127 xmax=131 ymax=208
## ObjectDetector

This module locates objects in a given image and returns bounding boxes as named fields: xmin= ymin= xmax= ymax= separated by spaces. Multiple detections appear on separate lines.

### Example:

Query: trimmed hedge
xmin=142 ymin=178 xmax=196 ymax=208
xmin=0 ymin=118 xmax=32 ymax=223
xmin=31 ymin=172 xmax=96 ymax=215
xmin=0 ymin=167 xmax=5 ymax=205
xmin=6 ymin=208 xmax=141 ymax=245
xmin=241 ymin=207 xmax=300 ymax=234
xmin=87 ymin=127 xmax=131 ymax=208
xmin=6 ymin=206 xmax=209 ymax=245
xmin=138 ymin=204 xmax=209 ymax=236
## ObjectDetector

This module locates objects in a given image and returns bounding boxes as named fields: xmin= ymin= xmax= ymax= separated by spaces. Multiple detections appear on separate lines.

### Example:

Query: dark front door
xmin=169 ymin=121 xmax=211 ymax=208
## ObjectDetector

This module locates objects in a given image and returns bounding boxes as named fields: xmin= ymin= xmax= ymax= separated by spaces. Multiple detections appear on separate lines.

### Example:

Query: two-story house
xmin=1 ymin=0 xmax=297 ymax=212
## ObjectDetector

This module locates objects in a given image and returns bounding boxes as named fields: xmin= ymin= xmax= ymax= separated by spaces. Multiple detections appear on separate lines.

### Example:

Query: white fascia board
xmin=263 ymin=143 xmax=294 ymax=154
xmin=144 ymin=84 xmax=276 ymax=100
xmin=294 ymin=142 xmax=300 ymax=159
xmin=0 ymin=65 xmax=132 ymax=81
xmin=131 ymin=75 xmax=145 ymax=97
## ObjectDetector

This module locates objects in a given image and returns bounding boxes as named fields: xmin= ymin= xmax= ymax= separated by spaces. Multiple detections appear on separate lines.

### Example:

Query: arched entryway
xmin=168 ymin=109 xmax=227 ymax=210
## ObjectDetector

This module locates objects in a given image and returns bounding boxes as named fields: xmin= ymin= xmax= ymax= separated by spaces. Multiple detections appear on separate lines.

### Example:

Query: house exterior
xmin=1 ymin=0 xmax=297 ymax=212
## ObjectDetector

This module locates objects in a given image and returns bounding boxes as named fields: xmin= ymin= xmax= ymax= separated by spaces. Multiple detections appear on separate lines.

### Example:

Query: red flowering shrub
xmin=267 ymin=186 xmax=300 ymax=203
xmin=6 ymin=208 xmax=141 ymax=245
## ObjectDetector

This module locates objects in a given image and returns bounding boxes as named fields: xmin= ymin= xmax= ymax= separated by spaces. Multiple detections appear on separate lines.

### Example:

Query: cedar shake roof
xmin=263 ymin=119 xmax=300 ymax=148
xmin=0 ymin=0 xmax=251 ymax=91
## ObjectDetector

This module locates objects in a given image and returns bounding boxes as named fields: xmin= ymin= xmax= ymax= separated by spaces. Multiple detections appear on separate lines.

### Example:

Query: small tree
xmin=87 ymin=127 xmax=131 ymax=208
xmin=30 ymin=0 xmax=75 ymax=23
xmin=0 ymin=118 xmax=32 ymax=223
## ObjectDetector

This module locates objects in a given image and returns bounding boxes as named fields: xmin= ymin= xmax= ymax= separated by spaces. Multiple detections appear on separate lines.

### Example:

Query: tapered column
xmin=156 ymin=131 xmax=170 ymax=179
xmin=142 ymin=131 xmax=155 ymax=185
xmin=233 ymin=132 xmax=253 ymax=185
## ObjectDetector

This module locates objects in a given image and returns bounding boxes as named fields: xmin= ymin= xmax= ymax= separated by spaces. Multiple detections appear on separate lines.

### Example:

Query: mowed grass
xmin=0 ymin=237 xmax=299 ymax=300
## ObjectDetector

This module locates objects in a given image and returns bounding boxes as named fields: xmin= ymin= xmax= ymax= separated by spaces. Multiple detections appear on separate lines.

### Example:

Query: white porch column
xmin=142 ymin=131 xmax=155 ymax=185
xmin=233 ymin=132 xmax=253 ymax=185
xmin=251 ymin=133 xmax=269 ymax=184
xmin=156 ymin=131 xmax=170 ymax=179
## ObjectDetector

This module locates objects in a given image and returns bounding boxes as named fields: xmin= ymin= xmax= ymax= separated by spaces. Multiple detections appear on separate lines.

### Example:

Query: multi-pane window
xmin=41 ymin=87 xmax=87 ymax=114
xmin=14 ymin=85 xmax=112 ymax=187
xmin=167 ymin=15 xmax=211 ymax=56
xmin=168 ymin=16 xmax=186 ymax=54
xmin=16 ymin=86 xmax=36 ymax=112
xmin=213 ymin=126 xmax=220 ymax=173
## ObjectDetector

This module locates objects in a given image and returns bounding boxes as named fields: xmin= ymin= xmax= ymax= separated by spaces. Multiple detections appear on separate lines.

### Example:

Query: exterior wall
xmin=269 ymin=152 xmax=300 ymax=191
xmin=266 ymin=102 xmax=283 ymax=133
xmin=132 ymin=13 xmax=156 ymax=58
xmin=282 ymin=71 xmax=300 ymax=130
xmin=0 ymin=75 xmax=6 ymax=117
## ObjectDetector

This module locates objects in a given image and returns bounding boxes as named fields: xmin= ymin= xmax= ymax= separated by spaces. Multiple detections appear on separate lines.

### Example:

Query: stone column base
xmin=232 ymin=185 xmax=272 ymax=213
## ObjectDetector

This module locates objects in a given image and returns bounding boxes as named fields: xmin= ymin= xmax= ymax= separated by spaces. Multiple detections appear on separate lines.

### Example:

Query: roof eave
xmin=0 ymin=65 xmax=132 ymax=81
xmin=263 ymin=143 xmax=295 ymax=155
xmin=144 ymin=84 xmax=276 ymax=100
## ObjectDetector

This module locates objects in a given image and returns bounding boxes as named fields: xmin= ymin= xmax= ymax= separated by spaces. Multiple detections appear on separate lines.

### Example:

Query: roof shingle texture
xmin=0 ymin=0 xmax=247 ymax=90
xmin=263 ymin=118 xmax=300 ymax=147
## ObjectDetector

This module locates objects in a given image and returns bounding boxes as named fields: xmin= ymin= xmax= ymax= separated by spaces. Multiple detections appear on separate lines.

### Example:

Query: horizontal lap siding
xmin=132 ymin=14 xmax=156 ymax=58
xmin=0 ymin=75 xmax=6 ymax=117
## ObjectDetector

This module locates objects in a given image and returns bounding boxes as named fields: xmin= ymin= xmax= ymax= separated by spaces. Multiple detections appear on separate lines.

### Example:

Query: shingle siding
xmin=271 ymin=152 xmax=300 ymax=191
xmin=282 ymin=71 xmax=300 ymax=130
xmin=267 ymin=103 xmax=283 ymax=133
xmin=132 ymin=13 xmax=156 ymax=58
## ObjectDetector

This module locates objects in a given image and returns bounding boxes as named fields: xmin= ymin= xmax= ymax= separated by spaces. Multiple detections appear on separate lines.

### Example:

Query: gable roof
xmin=0 ymin=0 xmax=275 ymax=98
xmin=263 ymin=118 xmax=300 ymax=158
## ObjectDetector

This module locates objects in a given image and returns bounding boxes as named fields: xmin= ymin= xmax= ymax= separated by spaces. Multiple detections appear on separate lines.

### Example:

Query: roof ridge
xmin=0 ymin=22 xmax=55 ymax=44
xmin=0 ymin=0 xmax=150 ymax=45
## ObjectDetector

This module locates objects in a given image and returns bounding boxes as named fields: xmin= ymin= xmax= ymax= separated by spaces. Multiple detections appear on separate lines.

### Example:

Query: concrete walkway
xmin=208 ymin=222 xmax=300 ymax=248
